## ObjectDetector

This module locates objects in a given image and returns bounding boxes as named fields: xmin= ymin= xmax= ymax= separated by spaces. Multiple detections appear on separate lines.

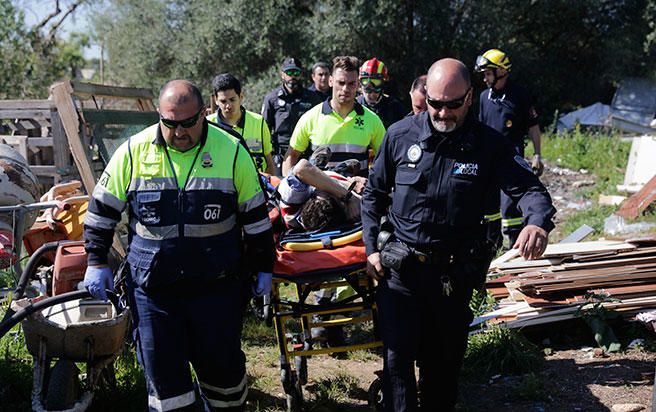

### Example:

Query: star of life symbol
xmin=452 ymin=162 xmax=478 ymax=176
xmin=355 ymin=117 xmax=364 ymax=127
xmin=407 ymin=144 xmax=422 ymax=162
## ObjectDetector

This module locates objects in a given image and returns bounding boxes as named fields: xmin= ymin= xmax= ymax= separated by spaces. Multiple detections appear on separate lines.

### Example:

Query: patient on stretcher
xmin=277 ymin=150 xmax=367 ymax=232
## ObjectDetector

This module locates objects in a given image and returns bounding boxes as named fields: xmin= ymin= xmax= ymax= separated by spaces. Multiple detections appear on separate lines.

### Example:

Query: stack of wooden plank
xmin=480 ymin=238 xmax=656 ymax=328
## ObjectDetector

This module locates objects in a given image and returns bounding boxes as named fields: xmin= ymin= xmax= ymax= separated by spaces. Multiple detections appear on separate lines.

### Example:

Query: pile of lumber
xmin=479 ymin=238 xmax=656 ymax=328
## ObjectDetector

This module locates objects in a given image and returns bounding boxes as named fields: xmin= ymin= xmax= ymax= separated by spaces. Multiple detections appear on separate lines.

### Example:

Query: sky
xmin=19 ymin=0 xmax=101 ymax=59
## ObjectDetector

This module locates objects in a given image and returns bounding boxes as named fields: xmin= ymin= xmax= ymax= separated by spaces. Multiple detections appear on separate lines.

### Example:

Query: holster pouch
xmin=380 ymin=241 xmax=411 ymax=271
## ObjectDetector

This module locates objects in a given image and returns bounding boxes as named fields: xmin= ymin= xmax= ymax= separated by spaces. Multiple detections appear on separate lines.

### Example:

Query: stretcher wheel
xmin=368 ymin=377 xmax=384 ymax=411
xmin=286 ymin=371 xmax=304 ymax=412
xmin=263 ymin=293 xmax=272 ymax=327
xmin=45 ymin=359 xmax=80 ymax=410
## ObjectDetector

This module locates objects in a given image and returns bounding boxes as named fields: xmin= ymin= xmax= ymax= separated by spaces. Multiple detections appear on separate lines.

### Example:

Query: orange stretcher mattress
xmin=273 ymin=240 xmax=367 ymax=276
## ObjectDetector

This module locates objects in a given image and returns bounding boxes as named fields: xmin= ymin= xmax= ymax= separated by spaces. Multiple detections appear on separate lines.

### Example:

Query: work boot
xmin=309 ymin=145 xmax=332 ymax=170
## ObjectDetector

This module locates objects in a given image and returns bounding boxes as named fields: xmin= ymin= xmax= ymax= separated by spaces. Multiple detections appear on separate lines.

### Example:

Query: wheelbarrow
xmin=1 ymin=240 xmax=129 ymax=411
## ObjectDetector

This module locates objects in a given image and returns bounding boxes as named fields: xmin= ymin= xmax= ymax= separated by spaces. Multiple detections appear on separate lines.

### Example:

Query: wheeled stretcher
xmin=267 ymin=227 xmax=382 ymax=411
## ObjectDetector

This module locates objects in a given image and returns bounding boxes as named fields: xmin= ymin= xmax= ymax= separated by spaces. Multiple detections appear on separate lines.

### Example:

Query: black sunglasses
xmin=284 ymin=69 xmax=302 ymax=77
xmin=425 ymin=88 xmax=471 ymax=110
xmin=160 ymin=107 xmax=204 ymax=129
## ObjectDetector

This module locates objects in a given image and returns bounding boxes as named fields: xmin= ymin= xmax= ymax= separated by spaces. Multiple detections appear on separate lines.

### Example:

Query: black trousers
xmin=376 ymin=259 xmax=474 ymax=412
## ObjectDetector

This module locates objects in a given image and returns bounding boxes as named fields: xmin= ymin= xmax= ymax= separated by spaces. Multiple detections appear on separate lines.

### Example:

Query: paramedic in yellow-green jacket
xmin=208 ymin=73 xmax=275 ymax=175
xmin=82 ymin=80 xmax=274 ymax=411
xmin=282 ymin=56 xmax=386 ymax=176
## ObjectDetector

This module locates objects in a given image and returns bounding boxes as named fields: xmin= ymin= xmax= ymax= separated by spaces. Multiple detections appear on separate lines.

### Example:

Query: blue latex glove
xmin=252 ymin=272 xmax=272 ymax=297
xmin=83 ymin=266 xmax=114 ymax=301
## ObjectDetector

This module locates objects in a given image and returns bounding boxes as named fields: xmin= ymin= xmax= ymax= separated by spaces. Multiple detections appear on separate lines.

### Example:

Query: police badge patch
xmin=407 ymin=144 xmax=422 ymax=162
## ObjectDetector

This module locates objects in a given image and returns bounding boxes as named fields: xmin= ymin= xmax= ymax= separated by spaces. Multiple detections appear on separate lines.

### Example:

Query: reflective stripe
xmin=205 ymin=388 xmax=248 ymax=409
xmin=502 ymin=217 xmax=524 ymax=227
xmin=92 ymin=184 xmax=126 ymax=212
xmin=184 ymin=215 xmax=237 ymax=237
xmin=84 ymin=211 xmax=119 ymax=230
xmin=186 ymin=177 xmax=235 ymax=192
xmin=132 ymin=222 xmax=178 ymax=240
xmin=131 ymin=215 xmax=237 ymax=240
xmin=129 ymin=177 xmax=177 ymax=192
xmin=484 ymin=212 xmax=502 ymax=222
xmin=148 ymin=390 xmax=195 ymax=412
xmin=243 ymin=216 xmax=272 ymax=235
xmin=239 ymin=191 xmax=266 ymax=213
xmin=200 ymin=373 xmax=247 ymax=395
xmin=311 ymin=143 xmax=368 ymax=154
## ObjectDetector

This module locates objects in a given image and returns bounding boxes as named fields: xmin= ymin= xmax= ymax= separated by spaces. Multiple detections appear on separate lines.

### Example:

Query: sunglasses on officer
xmin=284 ymin=69 xmax=302 ymax=77
xmin=360 ymin=77 xmax=384 ymax=88
xmin=425 ymin=88 xmax=471 ymax=110
xmin=159 ymin=106 xmax=205 ymax=129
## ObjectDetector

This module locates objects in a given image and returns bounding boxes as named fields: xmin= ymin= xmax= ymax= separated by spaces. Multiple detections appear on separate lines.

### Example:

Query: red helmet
xmin=360 ymin=57 xmax=389 ymax=81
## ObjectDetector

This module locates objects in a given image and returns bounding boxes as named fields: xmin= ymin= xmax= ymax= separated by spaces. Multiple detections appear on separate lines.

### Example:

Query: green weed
xmin=463 ymin=326 xmax=543 ymax=381
xmin=470 ymin=289 xmax=496 ymax=318
xmin=540 ymin=131 xmax=631 ymax=196
xmin=307 ymin=371 xmax=361 ymax=407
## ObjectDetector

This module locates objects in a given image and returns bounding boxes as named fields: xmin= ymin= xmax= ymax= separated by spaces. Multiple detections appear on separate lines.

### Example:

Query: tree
xmin=0 ymin=0 xmax=90 ymax=98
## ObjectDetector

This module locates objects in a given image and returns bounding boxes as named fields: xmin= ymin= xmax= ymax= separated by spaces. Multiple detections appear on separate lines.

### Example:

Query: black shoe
xmin=309 ymin=145 xmax=332 ymax=170
xmin=332 ymin=159 xmax=361 ymax=177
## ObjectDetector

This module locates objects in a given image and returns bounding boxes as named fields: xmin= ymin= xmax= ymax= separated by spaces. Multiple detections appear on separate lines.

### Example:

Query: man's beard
xmin=285 ymin=80 xmax=301 ymax=92
xmin=431 ymin=116 xmax=457 ymax=133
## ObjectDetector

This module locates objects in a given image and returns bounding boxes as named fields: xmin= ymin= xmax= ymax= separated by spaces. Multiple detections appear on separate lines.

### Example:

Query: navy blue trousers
xmin=376 ymin=259 xmax=474 ymax=412
xmin=127 ymin=272 xmax=249 ymax=411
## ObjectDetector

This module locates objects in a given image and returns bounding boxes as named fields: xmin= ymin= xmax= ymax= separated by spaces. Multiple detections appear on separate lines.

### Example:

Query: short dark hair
xmin=212 ymin=73 xmax=242 ymax=96
xmin=300 ymin=195 xmax=345 ymax=231
xmin=331 ymin=56 xmax=359 ymax=74
xmin=410 ymin=75 xmax=427 ymax=94
xmin=311 ymin=62 xmax=330 ymax=74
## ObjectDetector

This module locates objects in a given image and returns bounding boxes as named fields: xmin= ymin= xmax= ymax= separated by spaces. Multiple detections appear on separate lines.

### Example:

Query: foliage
xmin=576 ymin=292 xmax=622 ymax=353
xmin=1 ymin=1 xmax=90 ymax=99
xmin=469 ymin=288 xmax=496 ymax=317
xmin=463 ymin=326 xmax=544 ymax=380
xmin=86 ymin=0 xmax=656 ymax=121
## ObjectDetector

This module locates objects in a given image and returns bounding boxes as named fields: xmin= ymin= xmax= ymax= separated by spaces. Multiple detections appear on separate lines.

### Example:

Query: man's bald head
xmin=426 ymin=58 xmax=471 ymax=94
xmin=159 ymin=79 xmax=204 ymax=109
xmin=425 ymin=58 xmax=473 ymax=133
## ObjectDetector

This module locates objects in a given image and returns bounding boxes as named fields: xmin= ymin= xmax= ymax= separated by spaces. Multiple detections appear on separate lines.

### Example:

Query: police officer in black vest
xmin=262 ymin=57 xmax=322 ymax=160
xmin=362 ymin=58 xmax=556 ymax=411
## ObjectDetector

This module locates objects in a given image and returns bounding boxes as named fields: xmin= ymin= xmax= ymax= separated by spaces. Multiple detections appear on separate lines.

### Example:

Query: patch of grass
xmin=517 ymin=372 xmax=550 ymax=401
xmin=307 ymin=371 xmax=362 ymax=407
xmin=243 ymin=313 xmax=277 ymax=347
xmin=346 ymin=349 xmax=379 ymax=362
xmin=463 ymin=326 xmax=544 ymax=381
xmin=556 ymin=204 xmax=617 ymax=241
xmin=541 ymin=131 xmax=630 ymax=197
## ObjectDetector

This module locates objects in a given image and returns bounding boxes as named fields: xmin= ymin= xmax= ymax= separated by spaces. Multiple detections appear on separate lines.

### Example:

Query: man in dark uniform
xmin=362 ymin=58 xmax=555 ymax=411
xmin=475 ymin=48 xmax=544 ymax=248
xmin=356 ymin=57 xmax=406 ymax=129
xmin=308 ymin=61 xmax=332 ymax=101
xmin=407 ymin=74 xmax=427 ymax=116
xmin=262 ymin=57 xmax=323 ymax=158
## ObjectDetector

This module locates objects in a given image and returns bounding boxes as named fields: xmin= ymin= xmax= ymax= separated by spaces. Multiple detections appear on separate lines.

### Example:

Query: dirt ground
xmin=243 ymin=161 xmax=656 ymax=412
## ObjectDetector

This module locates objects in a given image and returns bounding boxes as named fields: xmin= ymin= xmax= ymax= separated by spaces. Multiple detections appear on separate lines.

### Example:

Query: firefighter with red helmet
xmin=356 ymin=57 xmax=405 ymax=129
